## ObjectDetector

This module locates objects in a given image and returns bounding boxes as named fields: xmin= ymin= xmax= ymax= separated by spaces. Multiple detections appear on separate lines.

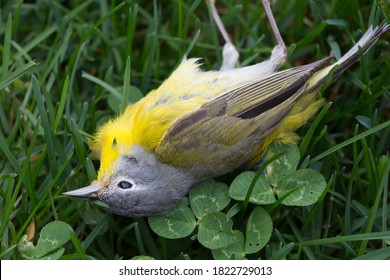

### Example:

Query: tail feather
xmin=307 ymin=21 xmax=389 ymax=91
xmin=335 ymin=21 xmax=390 ymax=78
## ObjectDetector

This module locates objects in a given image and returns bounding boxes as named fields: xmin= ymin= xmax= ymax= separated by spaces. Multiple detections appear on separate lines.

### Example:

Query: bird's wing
xmin=220 ymin=56 xmax=332 ymax=118
xmin=155 ymin=57 xmax=331 ymax=177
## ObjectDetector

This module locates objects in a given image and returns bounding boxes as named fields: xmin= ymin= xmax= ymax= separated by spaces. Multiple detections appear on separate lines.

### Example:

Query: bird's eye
xmin=117 ymin=181 xmax=133 ymax=189
xmin=126 ymin=156 xmax=137 ymax=162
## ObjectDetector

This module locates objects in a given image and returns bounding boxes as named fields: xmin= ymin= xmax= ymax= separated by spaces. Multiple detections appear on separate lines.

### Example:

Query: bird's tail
xmin=273 ymin=21 xmax=389 ymax=147
xmin=307 ymin=21 xmax=390 ymax=91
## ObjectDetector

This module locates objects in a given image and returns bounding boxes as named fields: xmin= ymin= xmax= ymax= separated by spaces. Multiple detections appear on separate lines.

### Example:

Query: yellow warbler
xmin=64 ymin=1 xmax=389 ymax=217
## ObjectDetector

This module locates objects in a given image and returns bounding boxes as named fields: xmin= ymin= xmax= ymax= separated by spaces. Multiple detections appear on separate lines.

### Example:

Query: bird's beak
xmin=63 ymin=182 xmax=101 ymax=200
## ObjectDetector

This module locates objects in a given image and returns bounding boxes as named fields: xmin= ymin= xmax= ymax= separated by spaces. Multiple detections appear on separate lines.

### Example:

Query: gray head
xmin=63 ymin=145 xmax=195 ymax=217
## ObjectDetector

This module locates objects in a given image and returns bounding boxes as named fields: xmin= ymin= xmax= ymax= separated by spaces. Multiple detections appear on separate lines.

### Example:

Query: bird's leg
xmin=262 ymin=0 xmax=287 ymax=67
xmin=209 ymin=0 xmax=239 ymax=71
xmin=210 ymin=1 xmax=287 ymax=70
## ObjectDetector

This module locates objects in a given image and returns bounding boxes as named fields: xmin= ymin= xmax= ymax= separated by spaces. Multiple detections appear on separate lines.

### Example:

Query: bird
xmin=63 ymin=0 xmax=390 ymax=217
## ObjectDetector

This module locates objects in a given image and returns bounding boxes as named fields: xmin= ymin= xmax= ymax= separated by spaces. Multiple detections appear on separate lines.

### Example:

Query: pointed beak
xmin=63 ymin=183 xmax=101 ymax=200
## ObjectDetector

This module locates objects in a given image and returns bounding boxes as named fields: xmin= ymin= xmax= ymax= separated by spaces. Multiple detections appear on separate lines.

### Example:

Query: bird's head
xmin=63 ymin=145 xmax=194 ymax=217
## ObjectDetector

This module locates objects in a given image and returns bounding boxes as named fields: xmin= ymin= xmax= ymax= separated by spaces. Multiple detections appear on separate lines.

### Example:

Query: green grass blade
xmin=184 ymin=29 xmax=201 ymax=58
xmin=268 ymin=242 xmax=295 ymax=260
xmin=301 ymin=232 xmax=390 ymax=246
xmin=122 ymin=56 xmax=131 ymax=113
xmin=14 ymin=25 xmax=57 ymax=60
xmin=287 ymin=216 xmax=316 ymax=259
xmin=69 ymin=230 xmax=89 ymax=260
xmin=82 ymin=217 xmax=108 ymax=251
xmin=296 ymin=21 xmax=328 ymax=50
xmin=125 ymin=5 xmax=138 ymax=59
xmin=0 ymin=131 xmax=21 ymax=174
xmin=11 ymin=41 xmax=32 ymax=61
xmin=82 ymin=2 xmax=127 ymax=42
xmin=359 ymin=155 xmax=390 ymax=255
xmin=140 ymin=0 xmax=159 ymax=92
xmin=41 ymin=29 xmax=72 ymax=82
xmin=309 ymin=120 xmax=390 ymax=164
xmin=299 ymin=102 xmax=332 ymax=156
xmin=70 ymin=118 xmax=87 ymax=167
xmin=31 ymin=75 xmax=57 ymax=176
xmin=0 ymin=244 xmax=17 ymax=259
xmin=134 ymin=218 xmax=161 ymax=259
xmin=52 ymin=75 xmax=69 ymax=132
xmin=67 ymin=41 xmax=87 ymax=115
xmin=1 ymin=13 xmax=12 ymax=81
xmin=0 ymin=61 xmax=37 ymax=91
xmin=354 ymin=246 xmax=390 ymax=260
xmin=82 ymin=72 xmax=122 ymax=100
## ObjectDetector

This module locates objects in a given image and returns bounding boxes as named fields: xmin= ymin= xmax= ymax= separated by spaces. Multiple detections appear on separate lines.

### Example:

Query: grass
xmin=0 ymin=0 xmax=389 ymax=260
